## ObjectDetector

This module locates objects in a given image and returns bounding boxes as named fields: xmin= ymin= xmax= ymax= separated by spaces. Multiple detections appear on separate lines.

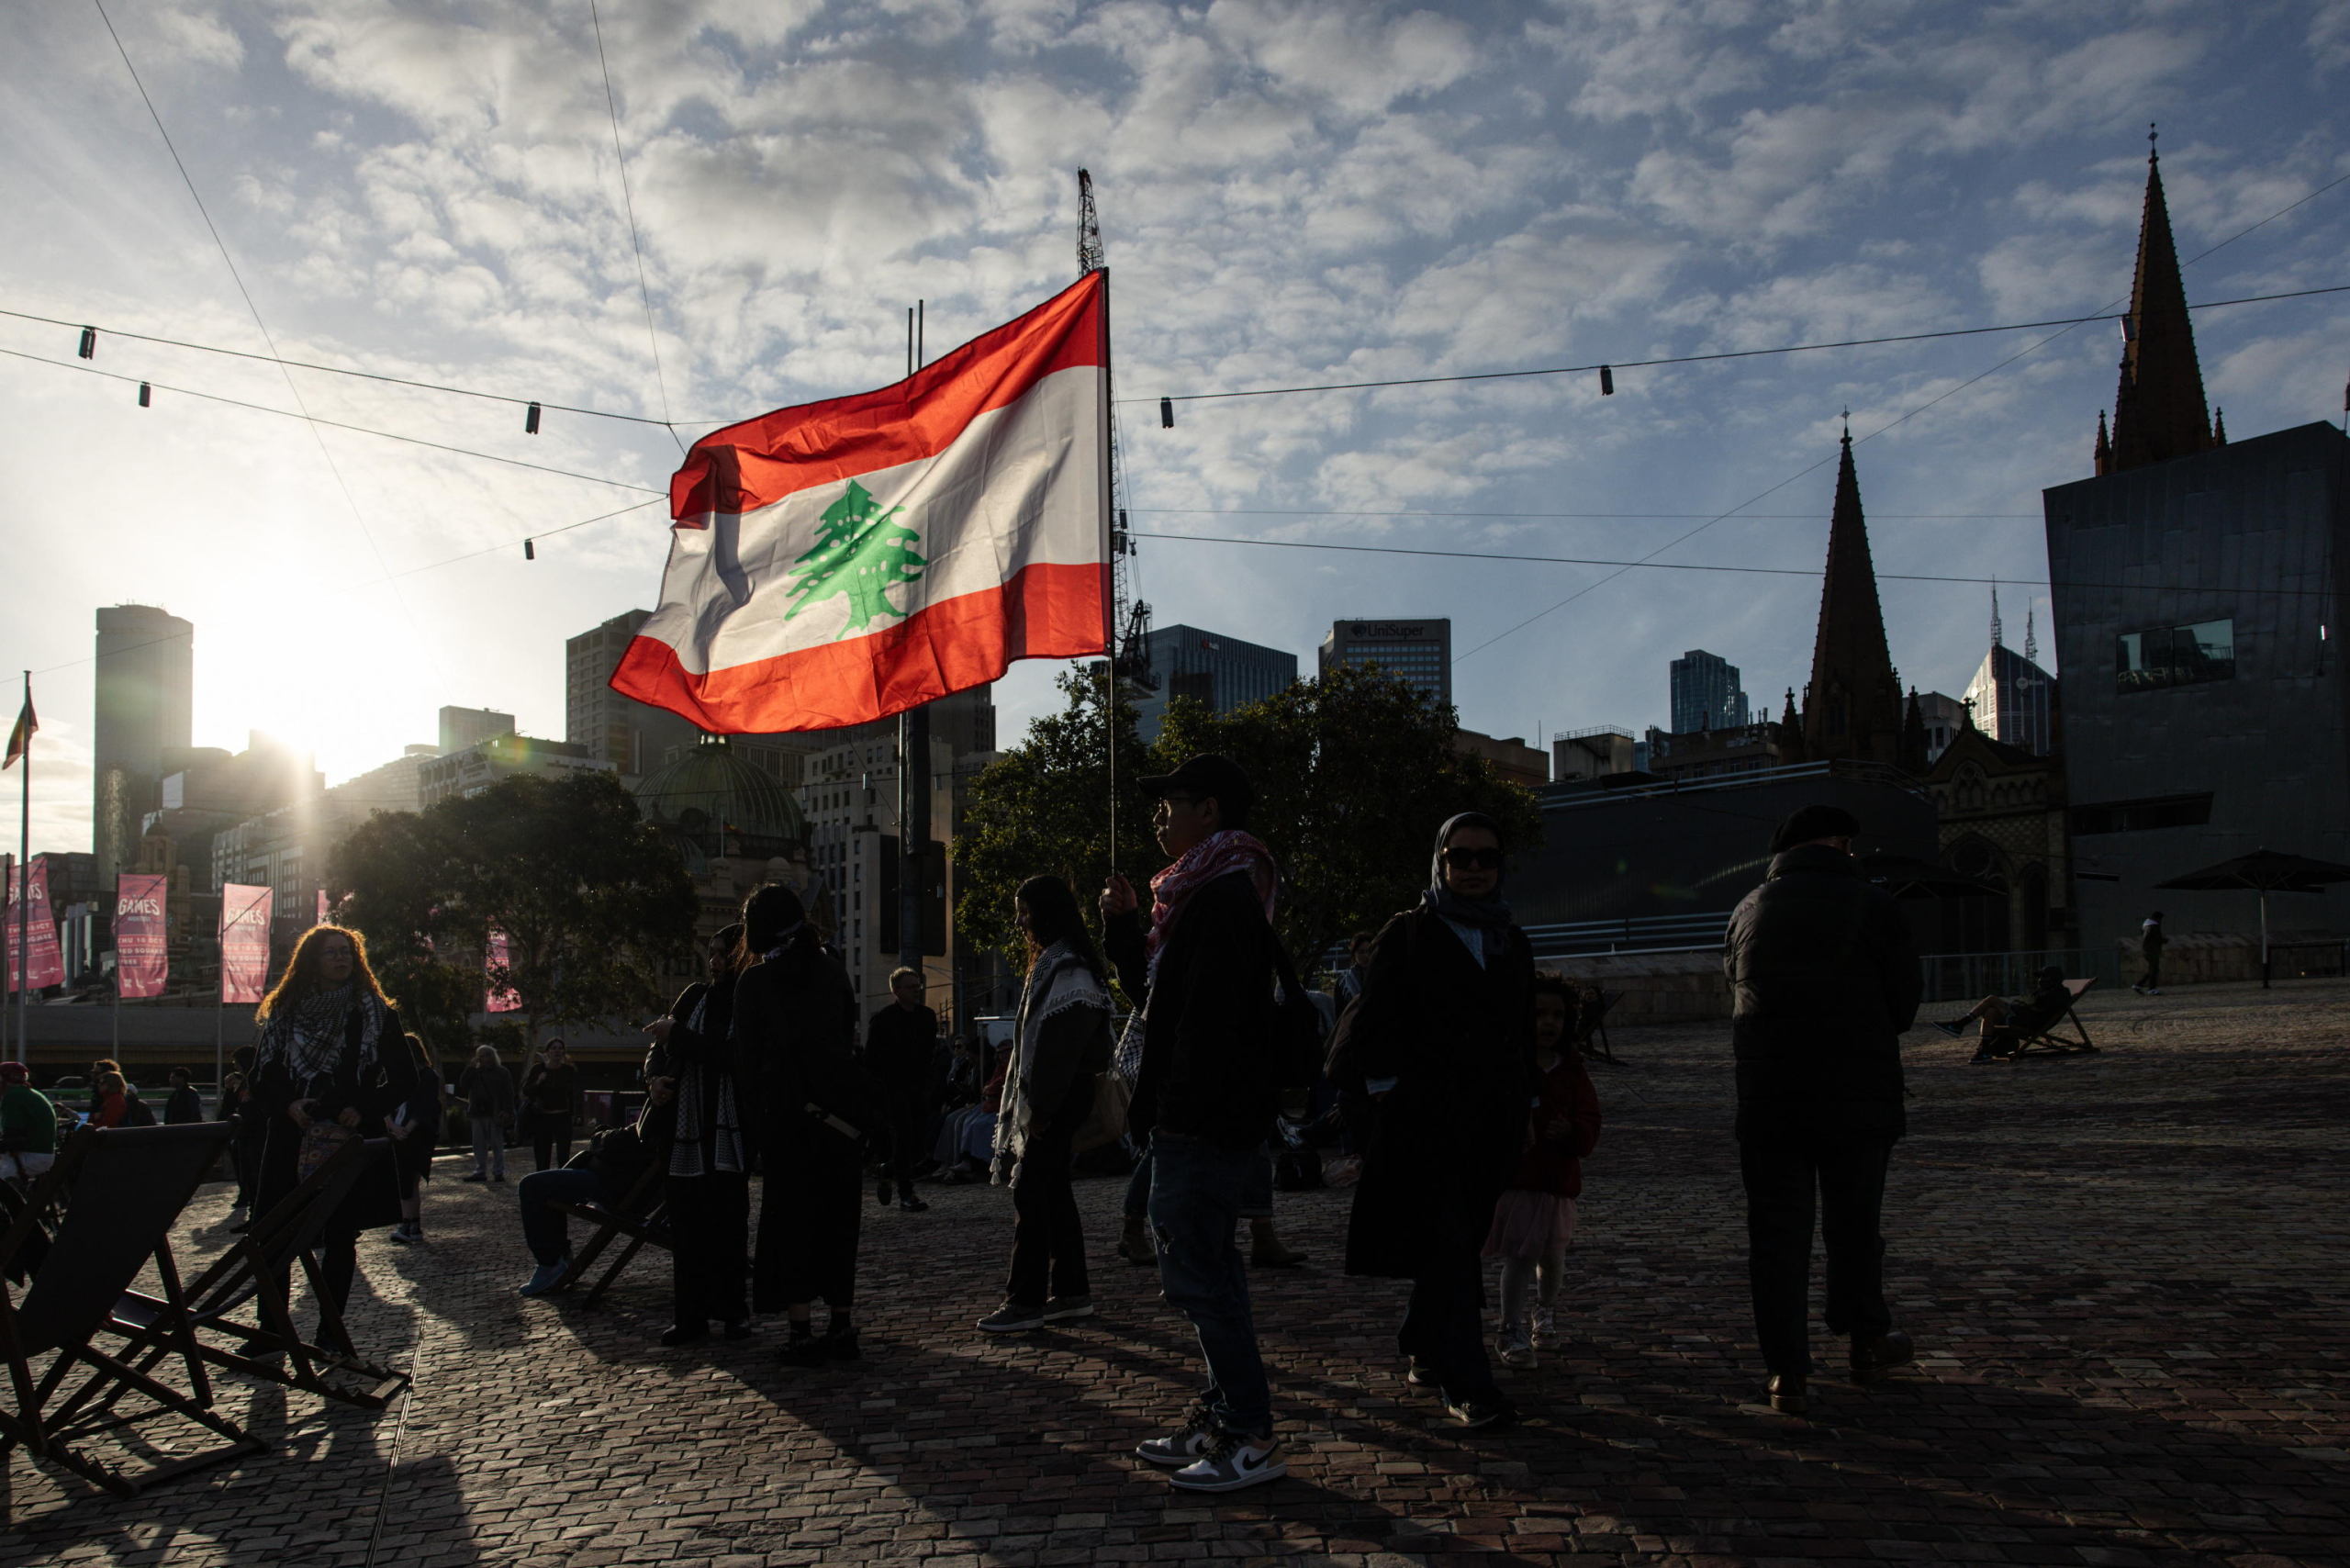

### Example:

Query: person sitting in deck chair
xmin=1930 ymin=966 xmax=2071 ymax=1063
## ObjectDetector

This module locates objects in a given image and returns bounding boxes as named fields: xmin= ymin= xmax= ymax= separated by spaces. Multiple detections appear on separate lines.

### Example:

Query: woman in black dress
xmin=249 ymin=925 xmax=420 ymax=1317
xmin=643 ymin=924 xmax=752 ymax=1345
xmin=732 ymin=885 xmax=866 ymax=1364
xmin=1341 ymin=812 xmax=1537 ymax=1429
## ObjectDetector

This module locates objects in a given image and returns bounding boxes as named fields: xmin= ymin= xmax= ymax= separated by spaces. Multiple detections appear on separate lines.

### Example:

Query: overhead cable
xmin=0 ymin=345 xmax=665 ymax=493
xmin=588 ymin=0 xmax=685 ymax=454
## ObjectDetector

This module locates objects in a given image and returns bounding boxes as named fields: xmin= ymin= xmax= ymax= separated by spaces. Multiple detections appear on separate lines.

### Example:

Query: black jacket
xmin=251 ymin=1002 xmax=419 ymax=1230
xmin=1102 ymin=870 xmax=1281 ymax=1150
xmin=1722 ymin=843 xmax=1922 ymax=1137
xmin=1341 ymin=906 xmax=1537 ymax=1279
xmin=731 ymin=934 xmax=874 ymax=1154
xmin=863 ymin=1003 xmax=939 ymax=1092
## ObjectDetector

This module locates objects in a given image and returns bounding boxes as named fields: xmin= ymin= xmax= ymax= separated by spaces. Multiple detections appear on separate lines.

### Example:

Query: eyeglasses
xmin=1441 ymin=846 xmax=1504 ymax=870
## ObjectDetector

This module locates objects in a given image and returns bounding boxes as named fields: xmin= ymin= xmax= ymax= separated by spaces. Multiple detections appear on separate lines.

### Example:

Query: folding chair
xmin=106 ymin=1136 xmax=409 ymax=1412
xmin=2007 ymin=978 xmax=2101 ymax=1058
xmin=548 ymin=1165 xmax=670 ymax=1305
xmin=0 ymin=1123 xmax=266 ymax=1496
xmin=1575 ymin=989 xmax=1624 ymax=1065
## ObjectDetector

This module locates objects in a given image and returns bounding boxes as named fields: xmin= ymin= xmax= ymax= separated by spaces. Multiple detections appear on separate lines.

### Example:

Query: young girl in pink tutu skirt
xmin=1484 ymin=972 xmax=1602 ymax=1368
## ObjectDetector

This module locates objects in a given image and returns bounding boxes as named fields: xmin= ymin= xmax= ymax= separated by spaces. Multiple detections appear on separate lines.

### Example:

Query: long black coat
xmin=730 ymin=935 xmax=871 ymax=1155
xmin=1721 ymin=843 xmax=1923 ymax=1137
xmin=1342 ymin=906 xmax=1537 ymax=1279
xmin=251 ymin=1002 xmax=417 ymax=1232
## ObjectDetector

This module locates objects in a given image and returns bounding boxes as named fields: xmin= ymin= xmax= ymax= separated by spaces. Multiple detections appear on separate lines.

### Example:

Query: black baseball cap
xmin=1769 ymin=803 xmax=1862 ymax=853
xmin=1138 ymin=752 xmax=1254 ymax=828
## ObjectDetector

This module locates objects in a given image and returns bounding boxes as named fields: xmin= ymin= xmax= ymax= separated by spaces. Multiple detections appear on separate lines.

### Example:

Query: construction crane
xmin=1077 ymin=168 xmax=1137 ymax=690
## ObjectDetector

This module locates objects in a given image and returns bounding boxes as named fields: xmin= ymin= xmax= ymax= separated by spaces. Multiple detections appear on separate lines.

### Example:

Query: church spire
xmin=2095 ymin=408 xmax=2112 ymax=475
xmin=2024 ymin=601 xmax=2038 ymax=663
xmin=2105 ymin=127 xmax=2215 ymax=472
xmin=1800 ymin=428 xmax=1907 ymax=766
xmin=1990 ymin=582 xmax=2005 ymax=650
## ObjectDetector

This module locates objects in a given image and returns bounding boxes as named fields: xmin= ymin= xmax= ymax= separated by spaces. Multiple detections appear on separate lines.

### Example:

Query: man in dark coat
xmin=1101 ymin=753 xmax=1290 ymax=1494
xmin=864 ymin=966 xmax=939 ymax=1213
xmin=1723 ymin=804 xmax=1923 ymax=1414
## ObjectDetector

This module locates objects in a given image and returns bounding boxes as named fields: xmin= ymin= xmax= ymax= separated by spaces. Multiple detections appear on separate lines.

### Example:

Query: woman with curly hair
xmin=249 ymin=924 xmax=420 ymax=1317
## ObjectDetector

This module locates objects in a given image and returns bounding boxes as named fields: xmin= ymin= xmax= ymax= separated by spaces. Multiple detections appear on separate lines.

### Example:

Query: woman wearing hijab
xmin=1338 ymin=812 xmax=1537 ymax=1429
xmin=976 ymin=876 xmax=1112 ymax=1334
xmin=250 ymin=924 xmax=418 ymax=1316
xmin=731 ymin=884 xmax=867 ymax=1364
xmin=643 ymin=923 xmax=754 ymax=1345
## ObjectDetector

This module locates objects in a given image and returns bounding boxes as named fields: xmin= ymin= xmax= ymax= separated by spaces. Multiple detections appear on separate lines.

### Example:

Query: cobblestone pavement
xmin=7 ymin=979 xmax=2345 ymax=1566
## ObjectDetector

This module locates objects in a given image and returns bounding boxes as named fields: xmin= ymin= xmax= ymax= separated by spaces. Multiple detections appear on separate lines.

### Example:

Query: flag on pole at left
xmin=2 ymin=690 xmax=32 ymax=770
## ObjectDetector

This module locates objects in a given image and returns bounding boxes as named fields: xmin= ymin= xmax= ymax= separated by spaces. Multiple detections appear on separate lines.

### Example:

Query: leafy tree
xmin=953 ymin=666 xmax=1162 ymax=980
xmin=332 ymin=770 xmax=697 ymax=1063
xmin=330 ymin=809 xmax=482 ymax=1065
xmin=1154 ymin=663 xmax=1544 ymax=969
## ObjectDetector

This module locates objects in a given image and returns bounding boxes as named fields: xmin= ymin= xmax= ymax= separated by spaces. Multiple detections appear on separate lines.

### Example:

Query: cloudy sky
xmin=4 ymin=0 xmax=2347 ymax=852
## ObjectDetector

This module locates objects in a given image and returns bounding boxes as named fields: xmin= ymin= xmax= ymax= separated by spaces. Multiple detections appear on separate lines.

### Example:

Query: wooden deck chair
xmin=1575 ymin=989 xmax=1624 ymax=1064
xmin=2007 ymin=978 xmax=2100 ymax=1058
xmin=0 ymin=1123 xmax=265 ymax=1496
xmin=106 ymin=1136 xmax=408 ymax=1412
xmin=548 ymin=1165 xmax=670 ymax=1305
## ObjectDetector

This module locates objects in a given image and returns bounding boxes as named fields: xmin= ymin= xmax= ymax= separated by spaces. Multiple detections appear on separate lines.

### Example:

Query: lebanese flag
xmin=612 ymin=272 xmax=1111 ymax=732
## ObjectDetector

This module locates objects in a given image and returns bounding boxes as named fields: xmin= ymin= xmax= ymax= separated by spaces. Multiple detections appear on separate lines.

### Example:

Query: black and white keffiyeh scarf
xmin=994 ymin=940 xmax=1109 ymax=1172
xmin=257 ymin=983 xmax=389 ymax=1091
xmin=667 ymin=986 xmax=746 ymax=1179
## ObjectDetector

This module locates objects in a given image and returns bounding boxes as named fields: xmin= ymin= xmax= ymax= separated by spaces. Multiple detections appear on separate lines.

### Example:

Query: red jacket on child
xmin=1507 ymin=1052 xmax=1601 ymax=1198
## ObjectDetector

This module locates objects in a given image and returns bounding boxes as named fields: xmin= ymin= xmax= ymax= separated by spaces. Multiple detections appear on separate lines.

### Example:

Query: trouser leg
xmin=517 ymin=1168 xmax=599 ymax=1266
xmin=1006 ymin=1170 xmax=1054 ymax=1305
xmin=1818 ymin=1137 xmax=1894 ymax=1340
xmin=1148 ymin=1135 xmax=1271 ymax=1437
xmin=1418 ymin=1247 xmax=1499 ymax=1403
xmin=1740 ymin=1134 xmax=1818 ymax=1378
xmin=1123 ymin=1145 xmax=1154 ymax=1219
xmin=471 ymin=1117 xmax=496 ymax=1175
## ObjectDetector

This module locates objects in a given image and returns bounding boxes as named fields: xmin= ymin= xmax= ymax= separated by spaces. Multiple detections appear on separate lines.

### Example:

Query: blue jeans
xmin=1123 ymin=1145 xmax=1154 ymax=1218
xmin=518 ymin=1167 xmax=603 ymax=1266
xmin=1147 ymin=1133 xmax=1273 ymax=1438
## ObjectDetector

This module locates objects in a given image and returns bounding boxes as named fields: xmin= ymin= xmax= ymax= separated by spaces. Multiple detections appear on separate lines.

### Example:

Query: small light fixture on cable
xmin=1159 ymin=397 xmax=1173 ymax=429
xmin=77 ymin=327 xmax=95 ymax=360
xmin=138 ymin=383 xmax=151 ymax=408
xmin=525 ymin=401 xmax=542 ymax=435
xmin=523 ymin=538 xmax=536 ymax=560
xmin=1599 ymin=364 xmax=1614 ymax=396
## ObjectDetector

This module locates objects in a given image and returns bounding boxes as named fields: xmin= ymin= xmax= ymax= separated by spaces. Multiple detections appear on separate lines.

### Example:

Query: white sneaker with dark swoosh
xmin=1169 ymin=1431 xmax=1286 ymax=1492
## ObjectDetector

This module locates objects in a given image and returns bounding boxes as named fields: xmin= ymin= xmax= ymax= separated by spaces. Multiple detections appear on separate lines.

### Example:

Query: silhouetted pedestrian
xmin=1724 ymin=804 xmax=1922 ymax=1415
xmin=1339 ymin=812 xmax=1535 ymax=1430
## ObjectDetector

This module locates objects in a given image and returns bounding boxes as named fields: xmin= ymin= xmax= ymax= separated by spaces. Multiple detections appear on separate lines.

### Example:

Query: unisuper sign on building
xmin=1348 ymin=622 xmax=1437 ymax=641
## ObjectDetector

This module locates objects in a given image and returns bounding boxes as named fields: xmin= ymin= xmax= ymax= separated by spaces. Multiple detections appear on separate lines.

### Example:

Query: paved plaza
xmin=6 ymin=979 xmax=2346 ymax=1567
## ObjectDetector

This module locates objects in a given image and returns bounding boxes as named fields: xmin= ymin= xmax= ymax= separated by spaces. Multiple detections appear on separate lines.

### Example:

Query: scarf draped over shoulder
xmin=256 ymin=983 xmax=390 ymax=1089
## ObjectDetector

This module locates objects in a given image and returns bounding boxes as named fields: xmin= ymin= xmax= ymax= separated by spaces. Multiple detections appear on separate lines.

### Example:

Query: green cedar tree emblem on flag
xmin=783 ymin=479 xmax=927 ymax=635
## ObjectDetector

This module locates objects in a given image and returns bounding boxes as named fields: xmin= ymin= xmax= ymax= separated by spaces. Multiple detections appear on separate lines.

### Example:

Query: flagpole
xmin=16 ymin=671 xmax=29 ymax=1070
xmin=899 ymin=303 xmax=932 ymax=1000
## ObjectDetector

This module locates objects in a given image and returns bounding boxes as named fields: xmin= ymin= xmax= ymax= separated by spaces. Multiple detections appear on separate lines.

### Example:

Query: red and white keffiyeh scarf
xmin=1146 ymin=829 xmax=1278 ymax=966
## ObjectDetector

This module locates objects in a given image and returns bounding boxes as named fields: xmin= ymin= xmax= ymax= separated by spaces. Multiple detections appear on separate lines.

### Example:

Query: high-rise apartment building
xmin=92 ymin=605 xmax=194 ymax=886
xmin=1131 ymin=623 xmax=1298 ymax=741
xmin=1318 ymin=619 xmax=1451 ymax=709
xmin=568 ymin=610 xmax=704 ymax=778
xmin=1669 ymin=649 xmax=1750 ymax=734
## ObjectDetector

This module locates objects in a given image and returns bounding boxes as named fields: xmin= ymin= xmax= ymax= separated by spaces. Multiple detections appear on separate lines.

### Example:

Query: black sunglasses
xmin=1441 ymin=846 xmax=1504 ymax=870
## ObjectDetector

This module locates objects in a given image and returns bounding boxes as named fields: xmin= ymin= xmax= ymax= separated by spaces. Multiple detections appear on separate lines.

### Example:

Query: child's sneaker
xmin=1495 ymin=1321 xmax=1536 ymax=1368
xmin=1530 ymin=1306 xmax=1557 ymax=1348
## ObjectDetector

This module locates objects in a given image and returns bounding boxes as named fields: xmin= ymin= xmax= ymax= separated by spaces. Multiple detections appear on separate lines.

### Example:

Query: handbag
xmin=297 ymin=1118 xmax=360 ymax=1182
xmin=1069 ymin=1070 xmax=1130 ymax=1154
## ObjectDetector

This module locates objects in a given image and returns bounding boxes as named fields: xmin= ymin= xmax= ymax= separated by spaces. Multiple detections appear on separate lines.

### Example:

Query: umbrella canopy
xmin=2153 ymin=849 xmax=2350 ymax=893
xmin=1859 ymin=855 xmax=2003 ymax=900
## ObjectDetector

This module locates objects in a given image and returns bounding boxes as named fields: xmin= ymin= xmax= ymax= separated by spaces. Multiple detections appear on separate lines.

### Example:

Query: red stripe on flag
xmin=671 ymin=272 xmax=1107 ymax=523
xmin=610 ymin=561 xmax=1107 ymax=733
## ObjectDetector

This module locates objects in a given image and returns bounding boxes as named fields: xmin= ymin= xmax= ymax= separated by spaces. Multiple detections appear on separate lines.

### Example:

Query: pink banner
xmin=116 ymin=872 xmax=169 ymax=1000
xmin=6 ymin=857 xmax=65 ymax=995
xmin=486 ymin=928 xmax=521 ymax=1013
xmin=219 ymin=883 xmax=274 ymax=1005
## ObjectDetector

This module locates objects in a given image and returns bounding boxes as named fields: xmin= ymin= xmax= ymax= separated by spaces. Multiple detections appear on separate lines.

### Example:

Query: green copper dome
xmin=632 ymin=736 xmax=806 ymax=865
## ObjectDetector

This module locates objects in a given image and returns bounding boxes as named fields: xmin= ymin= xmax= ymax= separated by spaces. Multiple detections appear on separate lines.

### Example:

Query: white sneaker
xmin=1531 ymin=1307 xmax=1557 ymax=1348
xmin=1495 ymin=1322 xmax=1536 ymax=1368
xmin=1169 ymin=1431 xmax=1286 ymax=1492
xmin=1136 ymin=1402 xmax=1220 ymax=1468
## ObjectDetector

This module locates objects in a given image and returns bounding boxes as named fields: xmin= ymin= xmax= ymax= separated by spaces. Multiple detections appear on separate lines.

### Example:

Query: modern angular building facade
xmin=1131 ymin=623 xmax=1298 ymax=741
xmin=2043 ymin=145 xmax=2350 ymax=945
xmin=1318 ymin=618 xmax=1451 ymax=709
xmin=1669 ymin=649 xmax=1750 ymax=734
